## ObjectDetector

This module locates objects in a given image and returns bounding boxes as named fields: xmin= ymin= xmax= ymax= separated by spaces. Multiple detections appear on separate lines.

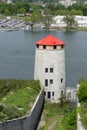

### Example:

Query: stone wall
xmin=34 ymin=48 xmax=65 ymax=103
xmin=0 ymin=89 xmax=45 ymax=130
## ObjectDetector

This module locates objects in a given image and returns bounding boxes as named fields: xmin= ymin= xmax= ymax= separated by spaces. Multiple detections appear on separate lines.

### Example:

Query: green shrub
xmin=0 ymin=112 xmax=9 ymax=122
xmin=77 ymin=80 xmax=87 ymax=102
xmin=80 ymin=102 xmax=87 ymax=129
xmin=62 ymin=110 xmax=77 ymax=130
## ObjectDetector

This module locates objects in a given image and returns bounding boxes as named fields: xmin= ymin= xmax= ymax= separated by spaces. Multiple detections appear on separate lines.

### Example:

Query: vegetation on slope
xmin=62 ymin=109 xmax=77 ymax=130
xmin=80 ymin=102 xmax=87 ymax=130
xmin=77 ymin=79 xmax=87 ymax=130
xmin=38 ymin=102 xmax=76 ymax=130
xmin=0 ymin=79 xmax=41 ymax=122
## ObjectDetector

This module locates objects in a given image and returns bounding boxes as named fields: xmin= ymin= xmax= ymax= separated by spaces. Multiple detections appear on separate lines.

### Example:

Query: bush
xmin=77 ymin=80 xmax=87 ymax=102
xmin=80 ymin=102 xmax=87 ymax=129
xmin=62 ymin=110 xmax=77 ymax=130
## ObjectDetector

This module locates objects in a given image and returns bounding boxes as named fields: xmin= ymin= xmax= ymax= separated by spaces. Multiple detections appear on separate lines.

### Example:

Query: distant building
xmin=59 ymin=0 xmax=77 ymax=7
xmin=84 ymin=1 xmax=87 ymax=5
xmin=7 ymin=0 xmax=12 ymax=3
xmin=51 ymin=15 xmax=87 ymax=28
xmin=0 ymin=0 xmax=6 ymax=2
xmin=0 ymin=0 xmax=12 ymax=3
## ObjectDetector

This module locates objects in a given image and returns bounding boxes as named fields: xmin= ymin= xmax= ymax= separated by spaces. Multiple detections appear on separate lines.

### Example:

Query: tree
xmin=82 ymin=5 xmax=87 ymax=16
xmin=56 ymin=9 xmax=69 ymax=15
xmin=17 ymin=8 xmax=25 ymax=14
xmin=71 ymin=9 xmax=83 ymax=15
xmin=4 ymin=9 xmax=10 ymax=16
xmin=63 ymin=14 xmax=77 ymax=30
xmin=24 ymin=11 xmax=40 ymax=31
xmin=41 ymin=8 xmax=54 ymax=30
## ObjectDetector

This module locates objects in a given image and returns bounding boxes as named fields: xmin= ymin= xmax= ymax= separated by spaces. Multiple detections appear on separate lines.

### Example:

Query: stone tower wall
xmin=34 ymin=48 xmax=65 ymax=103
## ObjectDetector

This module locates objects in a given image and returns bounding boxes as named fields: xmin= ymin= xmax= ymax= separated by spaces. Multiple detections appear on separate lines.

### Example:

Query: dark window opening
xmin=61 ymin=78 xmax=63 ymax=83
xmin=43 ymin=45 xmax=46 ymax=49
xmin=50 ymin=79 xmax=53 ymax=84
xmin=53 ymin=46 xmax=57 ymax=49
xmin=45 ymin=79 xmax=48 ymax=86
xmin=37 ymin=44 xmax=39 ymax=48
xmin=61 ymin=45 xmax=63 ymax=49
xmin=45 ymin=68 xmax=48 ymax=72
xmin=50 ymin=68 xmax=53 ymax=73
xmin=48 ymin=92 xmax=51 ymax=98
xmin=44 ymin=91 xmax=46 ymax=96
xmin=61 ymin=91 xmax=63 ymax=97
xmin=52 ymin=92 xmax=54 ymax=96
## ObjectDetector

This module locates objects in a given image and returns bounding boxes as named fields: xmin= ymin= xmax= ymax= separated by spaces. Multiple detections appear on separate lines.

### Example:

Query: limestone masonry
xmin=34 ymin=35 xmax=66 ymax=103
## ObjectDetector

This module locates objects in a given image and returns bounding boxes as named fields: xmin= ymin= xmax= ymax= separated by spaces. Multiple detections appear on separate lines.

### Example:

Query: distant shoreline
xmin=0 ymin=27 xmax=87 ymax=32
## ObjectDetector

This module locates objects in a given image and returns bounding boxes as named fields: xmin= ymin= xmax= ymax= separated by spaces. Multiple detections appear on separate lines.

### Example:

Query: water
xmin=0 ymin=30 xmax=87 ymax=87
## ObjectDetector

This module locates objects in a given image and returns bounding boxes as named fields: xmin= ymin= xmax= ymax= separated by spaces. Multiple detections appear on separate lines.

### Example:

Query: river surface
xmin=0 ymin=30 xmax=87 ymax=87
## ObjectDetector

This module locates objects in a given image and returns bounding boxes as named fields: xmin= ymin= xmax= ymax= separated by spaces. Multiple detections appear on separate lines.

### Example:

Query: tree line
xmin=0 ymin=2 xmax=87 ymax=16
xmin=0 ymin=2 xmax=87 ymax=31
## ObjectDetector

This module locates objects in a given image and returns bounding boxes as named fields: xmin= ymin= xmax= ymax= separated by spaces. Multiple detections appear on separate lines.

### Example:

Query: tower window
xmin=45 ymin=79 xmax=48 ymax=86
xmin=52 ymin=92 xmax=54 ymax=96
xmin=45 ymin=68 xmax=48 ymax=72
xmin=43 ymin=45 xmax=46 ymax=49
xmin=50 ymin=79 xmax=53 ymax=84
xmin=61 ymin=45 xmax=63 ymax=49
xmin=50 ymin=68 xmax=53 ymax=73
xmin=61 ymin=91 xmax=63 ymax=96
xmin=48 ymin=92 xmax=51 ymax=99
xmin=37 ymin=44 xmax=39 ymax=48
xmin=61 ymin=78 xmax=63 ymax=83
xmin=53 ymin=46 xmax=57 ymax=49
xmin=44 ymin=91 xmax=46 ymax=96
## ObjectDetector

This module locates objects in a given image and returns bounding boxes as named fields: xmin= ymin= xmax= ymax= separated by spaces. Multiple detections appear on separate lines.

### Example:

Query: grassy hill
xmin=0 ymin=79 xmax=41 ymax=122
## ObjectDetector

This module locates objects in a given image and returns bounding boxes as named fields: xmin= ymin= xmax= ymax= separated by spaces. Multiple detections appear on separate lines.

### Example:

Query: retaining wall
xmin=0 ymin=89 xmax=45 ymax=130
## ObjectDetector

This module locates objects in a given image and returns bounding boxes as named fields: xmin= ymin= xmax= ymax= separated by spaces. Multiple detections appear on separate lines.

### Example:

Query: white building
xmin=51 ymin=15 xmax=87 ymax=28
xmin=75 ymin=16 xmax=87 ymax=28
xmin=66 ymin=87 xmax=77 ymax=102
xmin=34 ymin=35 xmax=66 ymax=103
xmin=59 ymin=0 xmax=76 ymax=7
xmin=51 ymin=15 xmax=66 ymax=28
xmin=7 ymin=0 xmax=12 ymax=3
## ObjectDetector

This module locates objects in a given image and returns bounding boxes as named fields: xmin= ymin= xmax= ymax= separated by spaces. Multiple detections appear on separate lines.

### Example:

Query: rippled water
xmin=0 ymin=30 xmax=87 ymax=87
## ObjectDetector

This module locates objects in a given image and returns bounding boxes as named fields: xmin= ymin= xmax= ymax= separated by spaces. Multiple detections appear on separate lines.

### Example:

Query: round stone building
xmin=34 ymin=35 xmax=66 ymax=103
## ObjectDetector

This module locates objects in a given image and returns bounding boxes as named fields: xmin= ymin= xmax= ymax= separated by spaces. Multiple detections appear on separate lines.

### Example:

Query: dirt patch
xmin=48 ymin=121 xmax=56 ymax=130
xmin=37 ymin=114 xmax=46 ymax=130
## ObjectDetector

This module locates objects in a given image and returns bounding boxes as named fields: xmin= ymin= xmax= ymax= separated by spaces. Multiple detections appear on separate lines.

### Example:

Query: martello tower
xmin=34 ymin=35 xmax=66 ymax=103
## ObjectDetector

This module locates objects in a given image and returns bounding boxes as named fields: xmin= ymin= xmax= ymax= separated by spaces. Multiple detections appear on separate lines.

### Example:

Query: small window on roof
xmin=43 ymin=45 xmax=46 ymax=49
xmin=53 ymin=46 xmax=57 ymax=49
xmin=61 ymin=45 xmax=63 ymax=49
xmin=37 ymin=44 xmax=39 ymax=48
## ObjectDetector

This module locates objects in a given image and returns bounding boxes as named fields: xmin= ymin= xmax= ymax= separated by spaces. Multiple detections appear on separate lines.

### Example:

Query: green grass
xmin=2 ymin=87 xmax=36 ymax=114
xmin=39 ymin=102 xmax=70 ymax=130
xmin=0 ymin=79 xmax=41 ymax=122
xmin=80 ymin=102 xmax=87 ymax=130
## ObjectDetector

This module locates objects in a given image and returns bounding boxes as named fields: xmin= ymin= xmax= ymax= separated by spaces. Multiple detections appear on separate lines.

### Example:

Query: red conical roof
xmin=36 ymin=35 xmax=64 ymax=46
